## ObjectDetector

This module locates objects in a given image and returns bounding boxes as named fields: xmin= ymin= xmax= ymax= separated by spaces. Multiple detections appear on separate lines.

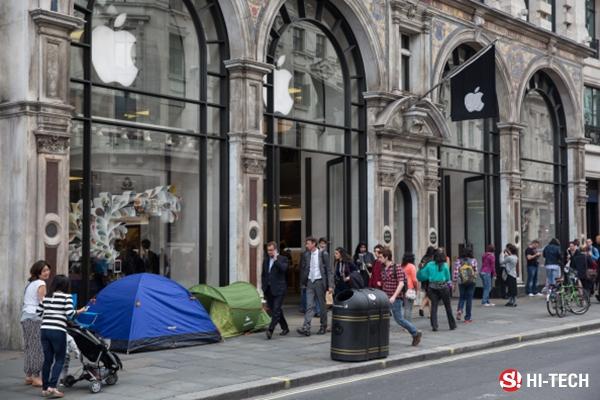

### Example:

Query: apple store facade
xmin=0 ymin=0 xmax=593 ymax=348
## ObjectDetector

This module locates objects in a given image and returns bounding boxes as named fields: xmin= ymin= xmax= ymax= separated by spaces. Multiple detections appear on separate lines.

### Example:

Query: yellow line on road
xmin=255 ymin=329 xmax=600 ymax=400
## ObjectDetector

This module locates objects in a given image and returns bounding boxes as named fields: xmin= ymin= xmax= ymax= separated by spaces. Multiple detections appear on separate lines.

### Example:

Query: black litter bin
xmin=331 ymin=288 xmax=390 ymax=362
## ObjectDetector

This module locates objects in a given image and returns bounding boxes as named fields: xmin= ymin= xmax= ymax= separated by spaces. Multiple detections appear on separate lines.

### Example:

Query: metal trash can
xmin=331 ymin=288 xmax=390 ymax=362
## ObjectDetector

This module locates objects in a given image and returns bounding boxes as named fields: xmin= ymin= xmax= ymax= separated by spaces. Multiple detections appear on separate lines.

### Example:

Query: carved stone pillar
xmin=498 ymin=122 xmax=525 ymax=280
xmin=0 ymin=4 xmax=81 ymax=350
xmin=565 ymin=137 xmax=590 ymax=241
xmin=224 ymin=58 xmax=272 ymax=288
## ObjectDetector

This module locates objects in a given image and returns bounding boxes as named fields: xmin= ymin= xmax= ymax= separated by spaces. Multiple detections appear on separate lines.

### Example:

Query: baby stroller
xmin=63 ymin=314 xmax=122 ymax=393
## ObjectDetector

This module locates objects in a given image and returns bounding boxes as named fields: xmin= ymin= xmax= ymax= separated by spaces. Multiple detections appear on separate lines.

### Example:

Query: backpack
xmin=458 ymin=259 xmax=475 ymax=284
xmin=586 ymin=260 xmax=598 ymax=281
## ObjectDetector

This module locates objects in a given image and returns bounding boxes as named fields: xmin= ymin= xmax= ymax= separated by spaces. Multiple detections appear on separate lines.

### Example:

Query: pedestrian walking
xmin=368 ymin=244 xmax=384 ymax=289
xmin=417 ymin=246 xmax=436 ymax=318
xmin=379 ymin=248 xmax=422 ymax=346
xmin=297 ymin=237 xmax=333 ymax=336
xmin=37 ymin=274 xmax=86 ymax=398
xmin=525 ymin=240 xmax=543 ymax=296
xmin=353 ymin=242 xmax=375 ymax=287
xmin=262 ymin=241 xmax=290 ymax=339
xmin=333 ymin=247 xmax=358 ymax=296
xmin=542 ymin=238 xmax=562 ymax=291
xmin=21 ymin=260 xmax=51 ymax=388
xmin=480 ymin=244 xmax=496 ymax=306
xmin=417 ymin=249 xmax=456 ymax=331
xmin=500 ymin=244 xmax=519 ymax=307
xmin=401 ymin=253 xmax=418 ymax=322
xmin=453 ymin=246 xmax=477 ymax=323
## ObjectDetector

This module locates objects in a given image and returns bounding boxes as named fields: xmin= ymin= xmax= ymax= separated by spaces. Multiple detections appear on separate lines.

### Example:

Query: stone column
xmin=424 ymin=143 xmax=441 ymax=250
xmin=498 ymin=122 xmax=525 ymax=280
xmin=565 ymin=137 xmax=590 ymax=241
xmin=0 ymin=3 xmax=81 ymax=349
xmin=224 ymin=58 xmax=272 ymax=289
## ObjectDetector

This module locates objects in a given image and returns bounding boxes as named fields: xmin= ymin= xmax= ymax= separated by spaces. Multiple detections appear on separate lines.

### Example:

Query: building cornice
xmin=432 ymin=0 xmax=595 ymax=59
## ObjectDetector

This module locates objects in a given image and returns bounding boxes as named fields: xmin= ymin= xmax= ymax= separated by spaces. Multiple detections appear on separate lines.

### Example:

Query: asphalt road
xmin=256 ymin=331 xmax=600 ymax=400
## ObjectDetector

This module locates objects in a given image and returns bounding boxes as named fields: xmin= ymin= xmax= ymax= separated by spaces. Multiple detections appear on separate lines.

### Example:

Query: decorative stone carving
xmin=424 ymin=176 xmax=440 ymax=192
xmin=378 ymin=171 xmax=398 ymax=187
xmin=243 ymin=157 xmax=266 ymax=175
xmin=36 ymin=134 xmax=70 ymax=154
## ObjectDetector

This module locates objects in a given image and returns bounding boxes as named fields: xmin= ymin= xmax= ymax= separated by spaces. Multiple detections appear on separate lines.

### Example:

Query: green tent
xmin=189 ymin=282 xmax=271 ymax=338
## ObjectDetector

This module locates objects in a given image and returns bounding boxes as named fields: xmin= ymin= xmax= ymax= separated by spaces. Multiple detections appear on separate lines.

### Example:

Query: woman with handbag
xmin=401 ymin=253 xmax=418 ymax=322
xmin=333 ymin=247 xmax=358 ymax=297
xmin=21 ymin=260 xmax=51 ymax=388
xmin=417 ymin=249 xmax=457 ymax=332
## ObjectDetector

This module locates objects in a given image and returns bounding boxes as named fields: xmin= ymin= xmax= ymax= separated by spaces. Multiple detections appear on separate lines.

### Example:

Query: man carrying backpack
xmin=453 ymin=246 xmax=478 ymax=323
xmin=379 ymin=247 xmax=422 ymax=346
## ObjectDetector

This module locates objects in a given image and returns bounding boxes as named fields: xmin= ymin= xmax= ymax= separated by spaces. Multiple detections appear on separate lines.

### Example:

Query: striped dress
xmin=36 ymin=292 xmax=76 ymax=332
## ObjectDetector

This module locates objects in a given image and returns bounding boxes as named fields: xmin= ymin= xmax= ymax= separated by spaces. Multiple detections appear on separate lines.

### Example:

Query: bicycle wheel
xmin=554 ymin=292 xmax=567 ymax=318
xmin=546 ymin=291 xmax=557 ymax=317
xmin=569 ymin=289 xmax=590 ymax=315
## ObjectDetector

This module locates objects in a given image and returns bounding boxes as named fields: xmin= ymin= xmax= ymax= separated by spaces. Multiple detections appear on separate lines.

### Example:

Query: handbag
xmin=325 ymin=291 xmax=334 ymax=307
xmin=405 ymin=288 xmax=417 ymax=300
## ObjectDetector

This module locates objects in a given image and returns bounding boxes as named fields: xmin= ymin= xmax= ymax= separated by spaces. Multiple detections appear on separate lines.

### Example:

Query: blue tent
xmin=87 ymin=273 xmax=221 ymax=353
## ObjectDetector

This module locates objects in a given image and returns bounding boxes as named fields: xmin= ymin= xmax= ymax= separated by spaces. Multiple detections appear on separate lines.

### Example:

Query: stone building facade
xmin=0 ymin=0 xmax=594 ymax=349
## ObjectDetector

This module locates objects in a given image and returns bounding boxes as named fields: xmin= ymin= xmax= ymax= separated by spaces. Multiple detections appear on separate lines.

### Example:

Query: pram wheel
xmin=105 ymin=373 xmax=118 ymax=385
xmin=89 ymin=380 xmax=102 ymax=393
xmin=63 ymin=375 xmax=76 ymax=388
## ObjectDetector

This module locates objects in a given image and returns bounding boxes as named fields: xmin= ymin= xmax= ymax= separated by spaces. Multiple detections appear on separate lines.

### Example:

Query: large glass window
xmin=438 ymin=44 xmax=500 ymax=265
xmin=584 ymin=85 xmax=600 ymax=145
xmin=520 ymin=71 xmax=568 ymax=254
xmin=263 ymin=0 xmax=367 ymax=290
xmin=69 ymin=0 xmax=228 ymax=301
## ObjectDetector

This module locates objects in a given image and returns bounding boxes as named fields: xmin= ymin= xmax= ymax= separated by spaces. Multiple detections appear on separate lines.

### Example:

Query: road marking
xmin=258 ymin=329 xmax=600 ymax=400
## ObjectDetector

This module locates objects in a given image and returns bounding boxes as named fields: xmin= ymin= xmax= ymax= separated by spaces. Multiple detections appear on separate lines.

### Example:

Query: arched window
xmin=520 ymin=71 xmax=568 ymax=248
xmin=263 ymin=0 xmax=367 ymax=258
xmin=69 ymin=0 xmax=229 ymax=299
xmin=438 ymin=44 xmax=500 ymax=262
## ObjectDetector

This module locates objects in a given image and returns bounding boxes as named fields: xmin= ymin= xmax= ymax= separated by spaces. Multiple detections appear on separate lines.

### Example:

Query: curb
xmin=171 ymin=319 xmax=600 ymax=400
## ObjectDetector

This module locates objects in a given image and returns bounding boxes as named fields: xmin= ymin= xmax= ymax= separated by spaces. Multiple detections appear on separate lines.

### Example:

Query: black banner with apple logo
xmin=450 ymin=45 xmax=498 ymax=122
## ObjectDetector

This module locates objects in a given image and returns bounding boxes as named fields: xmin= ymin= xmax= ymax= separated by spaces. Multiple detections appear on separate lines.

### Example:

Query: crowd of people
xmin=261 ymin=235 xmax=600 ymax=346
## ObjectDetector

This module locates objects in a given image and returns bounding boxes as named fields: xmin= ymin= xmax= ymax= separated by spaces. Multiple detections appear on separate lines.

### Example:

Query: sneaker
xmin=464 ymin=320 xmax=473 ymax=324
xmin=296 ymin=327 xmax=311 ymax=337
xmin=456 ymin=310 xmax=462 ymax=320
xmin=412 ymin=331 xmax=422 ymax=346
xmin=483 ymin=303 xmax=492 ymax=307
xmin=46 ymin=388 xmax=64 ymax=399
xmin=489 ymin=303 xmax=496 ymax=306
xmin=419 ymin=309 xmax=424 ymax=317
xmin=41 ymin=390 xmax=49 ymax=398
xmin=528 ymin=293 xmax=535 ymax=297
xmin=536 ymin=293 xmax=545 ymax=296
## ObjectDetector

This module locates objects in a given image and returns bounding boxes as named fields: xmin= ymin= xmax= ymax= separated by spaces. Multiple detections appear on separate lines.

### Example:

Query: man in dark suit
xmin=298 ymin=236 xmax=333 ymax=336
xmin=262 ymin=241 xmax=289 ymax=339
xmin=141 ymin=239 xmax=160 ymax=274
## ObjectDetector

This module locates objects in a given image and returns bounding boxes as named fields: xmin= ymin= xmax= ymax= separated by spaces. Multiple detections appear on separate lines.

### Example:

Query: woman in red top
xmin=401 ymin=253 xmax=418 ymax=322
xmin=369 ymin=244 xmax=384 ymax=289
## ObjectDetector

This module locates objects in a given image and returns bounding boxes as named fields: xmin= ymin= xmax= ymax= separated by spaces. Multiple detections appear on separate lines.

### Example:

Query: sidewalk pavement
xmin=2 ymin=296 xmax=600 ymax=400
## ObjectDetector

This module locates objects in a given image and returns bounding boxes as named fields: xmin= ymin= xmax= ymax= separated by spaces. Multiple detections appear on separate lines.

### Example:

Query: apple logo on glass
xmin=464 ymin=86 xmax=485 ymax=112
xmin=263 ymin=55 xmax=294 ymax=116
xmin=92 ymin=13 xmax=139 ymax=87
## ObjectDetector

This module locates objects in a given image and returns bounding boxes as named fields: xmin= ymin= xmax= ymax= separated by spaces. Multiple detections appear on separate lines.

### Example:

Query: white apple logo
xmin=464 ymin=86 xmax=485 ymax=112
xmin=92 ymin=13 xmax=139 ymax=87
xmin=263 ymin=55 xmax=294 ymax=115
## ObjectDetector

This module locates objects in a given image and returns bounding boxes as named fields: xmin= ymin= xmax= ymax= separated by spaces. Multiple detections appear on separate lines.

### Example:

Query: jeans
xmin=403 ymin=297 xmax=414 ymax=322
xmin=390 ymin=300 xmax=418 ymax=337
xmin=506 ymin=275 xmax=517 ymax=302
xmin=428 ymin=286 xmax=457 ymax=330
xmin=526 ymin=266 xmax=539 ymax=294
xmin=303 ymin=279 xmax=327 ymax=329
xmin=480 ymin=273 xmax=492 ymax=304
xmin=41 ymin=329 xmax=66 ymax=390
xmin=546 ymin=266 xmax=560 ymax=286
xmin=457 ymin=283 xmax=475 ymax=320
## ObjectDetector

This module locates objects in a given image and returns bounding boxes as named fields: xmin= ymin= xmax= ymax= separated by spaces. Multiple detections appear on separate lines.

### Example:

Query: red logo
xmin=499 ymin=369 xmax=522 ymax=392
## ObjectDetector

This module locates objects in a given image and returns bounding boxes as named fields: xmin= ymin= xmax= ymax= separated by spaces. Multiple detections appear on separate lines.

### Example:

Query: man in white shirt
xmin=298 ymin=237 xmax=333 ymax=336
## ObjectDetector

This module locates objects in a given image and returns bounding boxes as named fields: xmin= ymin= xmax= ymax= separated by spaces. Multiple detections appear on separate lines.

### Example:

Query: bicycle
xmin=549 ymin=267 xmax=590 ymax=317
